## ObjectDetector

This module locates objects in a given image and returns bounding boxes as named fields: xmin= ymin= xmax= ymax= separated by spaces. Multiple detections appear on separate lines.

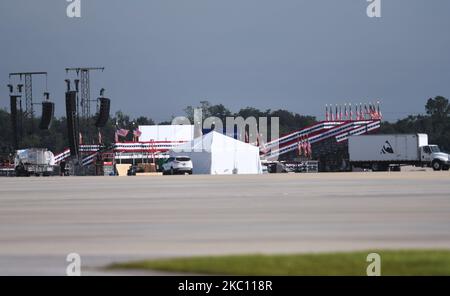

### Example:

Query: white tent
xmin=171 ymin=131 xmax=263 ymax=175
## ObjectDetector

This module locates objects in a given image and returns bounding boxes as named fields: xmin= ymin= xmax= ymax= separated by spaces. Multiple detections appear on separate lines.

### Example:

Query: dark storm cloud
xmin=1 ymin=0 xmax=449 ymax=122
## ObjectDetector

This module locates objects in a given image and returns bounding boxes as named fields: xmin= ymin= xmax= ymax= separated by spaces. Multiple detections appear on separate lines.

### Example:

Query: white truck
xmin=14 ymin=148 xmax=56 ymax=176
xmin=348 ymin=134 xmax=450 ymax=171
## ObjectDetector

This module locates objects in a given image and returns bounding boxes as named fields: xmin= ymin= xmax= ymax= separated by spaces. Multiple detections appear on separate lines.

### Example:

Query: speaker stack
xmin=95 ymin=97 xmax=110 ymax=128
xmin=39 ymin=101 xmax=54 ymax=130
xmin=10 ymin=96 xmax=20 ymax=150
xmin=65 ymin=91 xmax=79 ymax=156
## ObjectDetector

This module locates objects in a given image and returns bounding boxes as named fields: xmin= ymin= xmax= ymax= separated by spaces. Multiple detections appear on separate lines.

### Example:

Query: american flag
xmin=301 ymin=140 xmax=307 ymax=156
xmin=133 ymin=129 xmax=142 ymax=138
xmin=306 ymin=141 xmax=312 ymax=157
xmin=116 ymin=129 xmax=129 ymax=137
xmin=377 ymin=101 xmax=382 ymax=119
xmin=260 ymin=138 xmax=269 ymax=154
xmin=115 ymin=129 xmax=129 ymax=142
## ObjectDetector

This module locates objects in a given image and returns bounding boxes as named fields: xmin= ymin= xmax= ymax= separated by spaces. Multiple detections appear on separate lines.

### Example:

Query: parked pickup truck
xmin=348 ymin=134 xmax=450 ymax=171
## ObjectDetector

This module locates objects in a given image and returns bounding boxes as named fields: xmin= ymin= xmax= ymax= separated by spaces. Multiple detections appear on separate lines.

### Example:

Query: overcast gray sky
xmin=1 ymin=0 xmax=449 ymax=122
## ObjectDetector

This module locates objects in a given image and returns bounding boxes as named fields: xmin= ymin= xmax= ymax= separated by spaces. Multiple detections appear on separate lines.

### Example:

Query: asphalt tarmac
xmin=1 ymin=171 xmax=449 ymax=275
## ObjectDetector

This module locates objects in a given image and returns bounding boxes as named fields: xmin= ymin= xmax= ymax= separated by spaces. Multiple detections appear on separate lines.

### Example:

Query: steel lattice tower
xmin=65 ymin=67 xmax=104 ymax=146
xmin=80 ymin=69 xmax=90 ymax=119
xmin=24 ymin=74 xmax=33 ymax=119
xmin=9 ymin=72 xmax=47 ymax=120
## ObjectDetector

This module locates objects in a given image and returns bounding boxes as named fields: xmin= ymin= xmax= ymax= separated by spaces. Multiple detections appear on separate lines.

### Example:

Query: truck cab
xmin=420 ymin=145 xmax=450 ymax=171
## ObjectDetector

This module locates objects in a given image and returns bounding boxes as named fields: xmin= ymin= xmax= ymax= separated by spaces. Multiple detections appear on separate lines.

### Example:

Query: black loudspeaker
xmin=65 ymin=91 xmax=79 ymax=156
xmin=10 ymin=96 xmax=19 ymax=150
xmin=39 ymin=102 xmax=54 ymax=130
xmin=95 ymin=97 xmax=110 ymax=128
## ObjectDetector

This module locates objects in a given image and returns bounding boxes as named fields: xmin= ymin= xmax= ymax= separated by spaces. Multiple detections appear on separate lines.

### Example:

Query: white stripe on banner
xmin=263 ymin=120 xmax=379 ymax=159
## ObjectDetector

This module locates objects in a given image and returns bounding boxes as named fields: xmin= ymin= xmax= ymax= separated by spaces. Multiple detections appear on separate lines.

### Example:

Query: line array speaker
xmin=95 ymin=97 xmax=110 ymax=128
xmin=39 ymin=102 xmax=54 ymax=130
xmin=10 ymin=96 xmax=19 ymax=150
xmin=65 ymin=91 xmax=79 ymax=156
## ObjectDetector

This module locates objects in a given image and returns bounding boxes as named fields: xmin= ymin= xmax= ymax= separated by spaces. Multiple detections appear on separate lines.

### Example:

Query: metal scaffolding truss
xmin=9 ymin=72 xmax=48 ymax=120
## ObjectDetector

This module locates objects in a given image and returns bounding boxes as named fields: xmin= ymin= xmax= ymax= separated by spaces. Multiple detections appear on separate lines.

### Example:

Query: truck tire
xmin=371 ymin=163 xmax=388 ymax=172
xmin=371 ymin=163 xmax=379 ymax=172
xmin=432 ymin=160 xmax=442 ymax=171
xmin=442 ymin=165 xmax=449 ymax=171
xmin=391 ymin=165 xmax=401 ymax=172
xmin=15 ymin=166 xmax=28 ymax=177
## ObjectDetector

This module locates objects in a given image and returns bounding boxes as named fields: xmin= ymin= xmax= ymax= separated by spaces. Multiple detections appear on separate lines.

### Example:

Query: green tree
xmin=380 ymin=96 xmax=450 ymax=151
xmin=184 ymin=100 xmax=232 ymax=123
xmin=236 ymin=107 xmax=269 ymax=119
xmin=425 ymin=96 xmax=450 ymax=118
xmin=135 ymin=116 xmax=155 ymax=126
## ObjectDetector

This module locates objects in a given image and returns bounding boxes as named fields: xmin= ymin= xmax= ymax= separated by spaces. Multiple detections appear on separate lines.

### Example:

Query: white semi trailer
xmin=348 ymin=134 xmax=450 ymax=171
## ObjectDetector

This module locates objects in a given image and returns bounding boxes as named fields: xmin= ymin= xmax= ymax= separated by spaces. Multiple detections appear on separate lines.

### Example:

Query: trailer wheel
xmin=380 ymin=165 xmax=389 ymax=172
xmin=371 ymin=163 xmax=379 ymax=172
xmin=15 ymin=166 xmax=28 ymax=177
xmin=371 ymin=163 xmax=384 ymax=172
xmin=432 ymin=160 xmax=442 ymax=171
xmin=391 ymin=165 xmax=401 ymax=172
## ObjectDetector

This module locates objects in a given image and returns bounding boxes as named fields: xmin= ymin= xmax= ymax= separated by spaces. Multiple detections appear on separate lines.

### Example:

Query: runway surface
xmin=1 ymin=171 xmax=450 ymax=275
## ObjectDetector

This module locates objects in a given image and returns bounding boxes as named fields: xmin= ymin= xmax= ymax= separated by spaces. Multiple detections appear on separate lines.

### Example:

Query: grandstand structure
xmin=54 ymin=103 xmax=382 ymax=171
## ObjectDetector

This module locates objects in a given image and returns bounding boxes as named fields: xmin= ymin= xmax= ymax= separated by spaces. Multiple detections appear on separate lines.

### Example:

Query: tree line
xmin=379 ymin=96 xmax=450 ymax=151
xmin=0 ymin=96 xmax=449 ymax=156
